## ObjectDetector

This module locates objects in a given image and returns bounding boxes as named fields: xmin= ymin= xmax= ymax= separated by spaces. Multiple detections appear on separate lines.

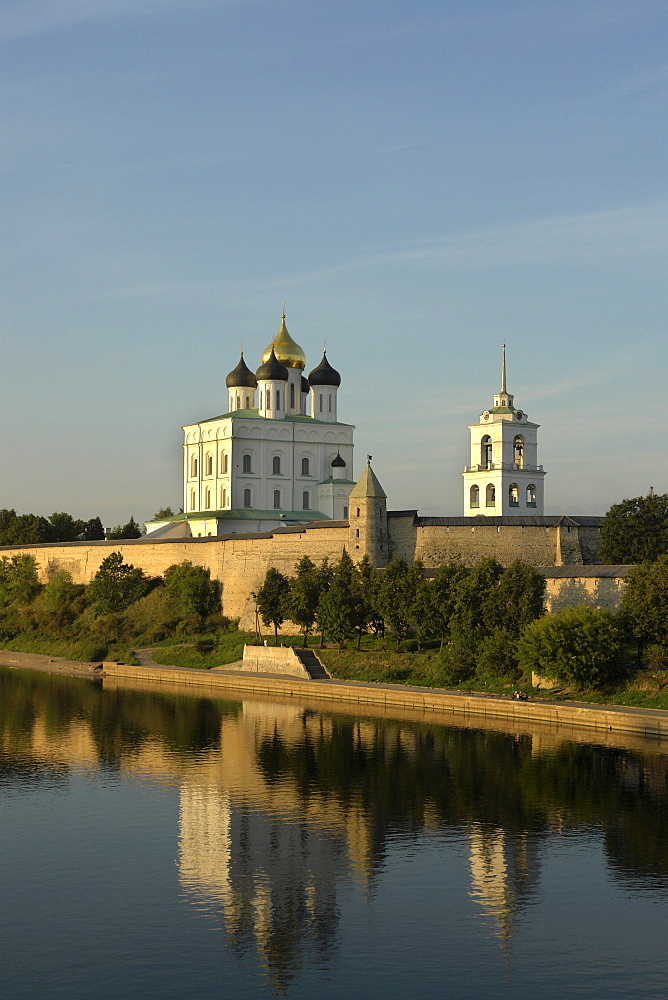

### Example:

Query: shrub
xmin=476 ymin=629 xmax=519 ymax=680
xmin=518 ymin=606 xmax=627 ymax=689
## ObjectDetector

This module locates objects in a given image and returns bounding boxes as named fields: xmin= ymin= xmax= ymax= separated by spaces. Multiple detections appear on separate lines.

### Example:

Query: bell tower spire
xmin=501 ymin=342 xmax=507 ymax=394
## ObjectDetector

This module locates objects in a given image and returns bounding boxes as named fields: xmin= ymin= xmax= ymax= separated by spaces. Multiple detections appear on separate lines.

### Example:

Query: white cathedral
xmin=145 ymin=319 xmax=545 ymax=537
xmin=146 ymin=313 xmax=357 ymax=536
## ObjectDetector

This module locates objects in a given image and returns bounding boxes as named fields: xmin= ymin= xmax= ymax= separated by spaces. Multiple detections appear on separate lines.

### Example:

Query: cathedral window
xmin=221 ymin=487 xmax=226 ymax=507
xmin=343 ymin=506 xmax=348 ymax=518
xmin=243 ymin=488 xmax=251 ymax=508
xmin=276 ymin=390 xmax=280 ymax=410
xmin=246 ymin=395 xmax=251 ymax=408
xmin=509 ymin=483 xmax=519 ymax=507
xmin=236 ymin=394 xmax=241 ymax=410
xmin=486 ymin=484 xmax=496 ymax=507
xmin=205 ymin=488 xmax=211 ymax=509
xmin=190 ymin=489 xmax=196 ymax=509
xmin=481 ymin=436 xmax=492 ymax=469
xmin=266 ymin=390 xmax=271 ymax=410
xmin=272 ymin=456 xmax=281 ymax=475
xmin=222 ymin=452 xmax=228 ymax=474
xmin=328 ymin=394 xmax=332 ymax=413
xmin=513 ymin=435 xmax=525 ymax=469
xmin=470 ymin=485 xmax=480 ymax=508
xmin=259 ymin=391 xmax=263 ymax=409
xmin=242 ymin=454 xmax=252 ymax=474
xmin=205 ymin=454 xmax=213 ymax=476
xmin=290 ymin=383 xmax=295 ymax=409
xmin=527 ymin=484 xmax=537 ymax=507
xmin=191 ymin=456 xmax=198 ymax=477
xmin=319 ymin=394 xmax=323 ymax=413
xmin=301 ymin=457 xmax=310 ymax=476
xmin=302 ymin=491 xmax=310 ymax=510
xmin=273 ymin=490 xmax=281 ymax=509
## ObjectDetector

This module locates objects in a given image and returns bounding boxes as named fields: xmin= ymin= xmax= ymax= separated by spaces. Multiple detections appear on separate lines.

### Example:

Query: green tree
xmin=153 ymin=507 xmax=175 ymax=519
xmin=48 ymin=512 xmax=85 ymax=542
xmin=600 ymin=492 xmax=668 ymax=564
xmin=254 ymin=567 xmax=290 ymax=644
xmin=354 ymin=554 xmax=380 ymax=647
xmin=81 ymin=517 xmax=105 ymax=541
xmin=410 ymin=578 xmax=435 ymax=652
xmin=0 ymin=555 xmax=41 ymax=606
xmin=451 ymin=557 xmax=504 ymax=642
xmin=377 ymin=558 xmax=423 ymax=650
xmin=107 ymin=516 xmax=144 ymax=539
xmin=163 ymin=561 xmax=220 ymax=618
xmin=87 ymin=552 xmax=150 ymax=613
xmin=315 ymin=558 xmax=335 ymax=647
xmin=286 ymin=556 xmax=322 ymax=645
xmin=34 ymin=570 xmax=87 ymax=632
xmin=490 ymin=560 xmax=546 ymax=634
xmin=517 ymin=605 xmax=626 ymax=689
xmin=430 ymin=562 xmax=469 ymax=650
xmin=620 ymin=554 xmax=668 ymax=651
xmin=316 ymin=551 xmax=363 ymax=650
xmin=0 ymin=510 xmax=51 ymax=545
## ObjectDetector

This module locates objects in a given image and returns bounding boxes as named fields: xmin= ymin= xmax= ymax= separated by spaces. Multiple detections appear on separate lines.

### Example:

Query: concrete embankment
xmin=4 ymin=648 xmax=668 ymax=741
xmin=100 ymin=660 xmax=668 ymax=740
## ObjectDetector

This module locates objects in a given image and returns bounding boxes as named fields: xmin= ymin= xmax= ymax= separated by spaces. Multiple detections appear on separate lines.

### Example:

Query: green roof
xmin=181 ymin=508 xmax=329 ymax=522
xmin=318 ymin=477 xmax=356 ymax=486
xmin=349 ymin=463 xmax=386 ymax=499
xmin=489 ymin=406 xmax=516 ymax=414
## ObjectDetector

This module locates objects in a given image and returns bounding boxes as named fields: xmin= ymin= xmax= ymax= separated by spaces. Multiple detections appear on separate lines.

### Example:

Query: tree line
xmin=0 ymin=552 xmax=221 ymax=663
xmin=0 ymin=509 xmax=149 ymax=545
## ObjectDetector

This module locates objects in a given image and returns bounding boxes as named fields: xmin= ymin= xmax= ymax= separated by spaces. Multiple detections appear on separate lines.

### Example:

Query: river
xmin=2 ymin=666 xmax=668 ymax=999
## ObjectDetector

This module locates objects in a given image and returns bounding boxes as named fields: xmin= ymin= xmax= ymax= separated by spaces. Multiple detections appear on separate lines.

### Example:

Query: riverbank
xmin=4 ymin=648 xmax=668 ymax=740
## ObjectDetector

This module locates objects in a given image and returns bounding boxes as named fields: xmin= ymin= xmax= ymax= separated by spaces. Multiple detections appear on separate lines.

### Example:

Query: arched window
xmin=205 ymin=454 xmax=213 ymax=476
xmin=236 ymin=393 xmax=240 ymax=410
xmin=245 ymin=394 xmax=251 ymax=408
xmin=319 ymin=394 xmax=323 ymax=413
xmin=302 ymin=491 xmax=310 ymax=510
xmin=190 ymin=489 xmax=196 ymax=509
xmin=273 ymin=490 xmax=281 ymax=509
xmin=222 ymin=452 xmax=228 ymax=474
xmin=470 ymin=484 xmax=480 ymax=508
xmin=259 ymin=391 xmax=263 ymax=410
xmin=205 ymin=487 xmax=211 ymax=509
xmin=290 ymin=383 xmax=295 ymax=409
xmin=191 ymin=455 xmax=198 ymax=477
xmin=526 ymin=484 xmax=537 ymax=507
xmin=328 ymin=393 xmax=332 ymax=413
xmin=243 ymin=488 xmax=251 ymax=508
xmin=220 ymin=486 xmax=226 ymax=507
xmin=356 ymin=507 xmax=360 ymax=517
xmin=509 ymin=483 xmax=519 ymax=507
xmin=242 ymin=454 xmax=252 ymax=474
xmin=356 ymin=528 xmax=360 ymax=537
xmin=272 ymin=456 xmax=281 ymax=475
xmin=343 ymin=506 xmax=348 ymax=518
xmin=481 ymin=436 xmax=492 ymax=469
xmin=486 ymin=483 xmax=496 ymax=507
xmin=301 ymin=457 xmax=310 ymax=476
xmin=276 ymin=390 xmax=280 ymax=410
xmin=266 ymin=389 xmax=271 ymax=410
xmin=513 ymin=435 xmax=525 ymax=469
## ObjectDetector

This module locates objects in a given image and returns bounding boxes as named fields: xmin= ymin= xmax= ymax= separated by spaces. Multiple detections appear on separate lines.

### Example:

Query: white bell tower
xmin=462 ymin=346 xmax=546 ymax=516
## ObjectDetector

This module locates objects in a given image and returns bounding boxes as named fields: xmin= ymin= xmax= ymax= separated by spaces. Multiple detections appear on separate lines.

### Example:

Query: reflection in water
xmin=2 ymin=666 xmax=668 ymax=994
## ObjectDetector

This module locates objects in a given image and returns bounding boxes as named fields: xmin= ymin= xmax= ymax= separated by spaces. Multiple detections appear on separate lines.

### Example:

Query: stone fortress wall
xmin=1 ymin=508 xmax=620 ymax=631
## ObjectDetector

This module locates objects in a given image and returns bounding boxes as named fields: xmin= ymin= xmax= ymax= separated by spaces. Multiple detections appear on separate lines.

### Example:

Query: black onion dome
xmin=301 ymin=375 xmax=310 ymax=393
xmin=308 ymin=351 xmax=341 ymax=387
xmin=256 ymin=347 xmax=289 ymax=382
xmin=331 ymin=451 xmax=346 ymax=468
xmin=226 ymin=353 xmax=257 ymax=389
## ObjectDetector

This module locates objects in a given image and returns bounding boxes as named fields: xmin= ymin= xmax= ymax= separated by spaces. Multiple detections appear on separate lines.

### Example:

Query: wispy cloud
xmin=279 ymin=203 xmax=668 ymax=285
xmin=0 ymin=0 xmax=227 ymax=42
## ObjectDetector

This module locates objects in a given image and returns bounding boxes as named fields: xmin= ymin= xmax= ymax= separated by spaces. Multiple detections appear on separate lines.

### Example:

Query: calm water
xmin=2 ymin=667 xmax=668 ymax=999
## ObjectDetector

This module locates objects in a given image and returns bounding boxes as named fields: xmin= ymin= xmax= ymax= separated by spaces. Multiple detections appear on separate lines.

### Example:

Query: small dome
xmin=226 ymin=353 xmax=257 ymax=389
xmin=331 ymin=451 xmax=346 ymax=468
xmin=308 ymin=351 xmax=341 ymax=387
xmin=256 ymin=347 xmax=289 ymax=382
xmin=261 ymin=313 xmax=306 ymax=370
xmin=301 ymin=375 xmax=310 ymax=393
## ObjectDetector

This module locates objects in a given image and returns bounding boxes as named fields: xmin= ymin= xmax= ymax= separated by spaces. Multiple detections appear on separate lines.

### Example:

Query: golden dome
xmin=261 ymin=313 xmax=306 ymax=370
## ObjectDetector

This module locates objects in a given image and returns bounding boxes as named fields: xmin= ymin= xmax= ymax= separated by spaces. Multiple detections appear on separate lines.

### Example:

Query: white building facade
xmin=147 ymin=314 xmax=355 ymax=536
xmin=462 ymin=347 xmax=546 ymax=517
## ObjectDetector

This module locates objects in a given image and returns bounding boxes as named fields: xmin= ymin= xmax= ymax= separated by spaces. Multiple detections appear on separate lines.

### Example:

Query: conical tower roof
xmin=261 ymin=312 xmax=306 ymax=370
xmin=349 ymin=459 xmax=386 ymax=499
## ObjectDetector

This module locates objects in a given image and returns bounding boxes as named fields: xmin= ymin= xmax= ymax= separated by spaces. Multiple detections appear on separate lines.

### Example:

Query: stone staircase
xmin=294 ymin=648 xmax=330 ymax=680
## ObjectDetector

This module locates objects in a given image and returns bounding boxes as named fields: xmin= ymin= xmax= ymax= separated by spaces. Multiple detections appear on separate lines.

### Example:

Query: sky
xmin=1 ymin=0 xmax=666 ymax=528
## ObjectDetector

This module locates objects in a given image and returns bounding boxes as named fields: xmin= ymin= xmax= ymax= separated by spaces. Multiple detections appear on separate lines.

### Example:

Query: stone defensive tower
xmin=348 ymin=459 xmax=388 ymax=566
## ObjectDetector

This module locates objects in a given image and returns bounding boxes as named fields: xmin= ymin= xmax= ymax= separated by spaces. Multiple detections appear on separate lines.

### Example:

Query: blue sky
xmin=1 ymin=0 xmax=666 ymax=527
